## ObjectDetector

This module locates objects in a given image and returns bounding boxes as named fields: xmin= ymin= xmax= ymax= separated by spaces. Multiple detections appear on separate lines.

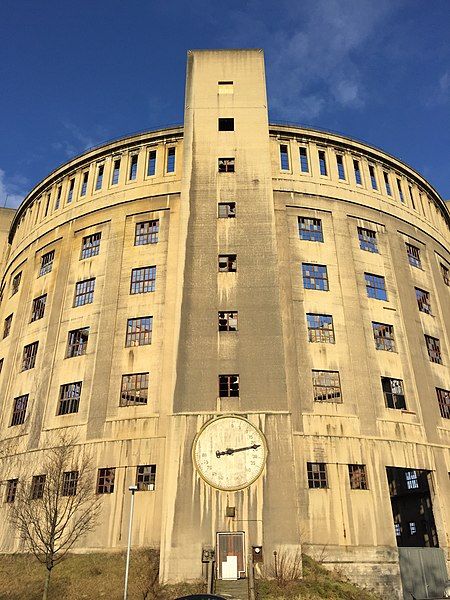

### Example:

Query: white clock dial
xmin=192 ymin=415 xmax=267 ymax=491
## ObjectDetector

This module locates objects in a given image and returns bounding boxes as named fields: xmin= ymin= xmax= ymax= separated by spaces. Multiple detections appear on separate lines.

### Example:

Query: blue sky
xmin=0 ymin=0 xmax=449 ymax=206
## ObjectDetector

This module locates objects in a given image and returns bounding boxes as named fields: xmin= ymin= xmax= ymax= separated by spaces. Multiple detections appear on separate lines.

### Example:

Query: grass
xmin=0 ymin=551 xmax=381 ymax=600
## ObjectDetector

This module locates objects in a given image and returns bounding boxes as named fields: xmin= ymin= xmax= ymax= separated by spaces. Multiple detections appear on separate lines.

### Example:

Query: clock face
xmin=192 ymin=416 xmax=267 ymax=491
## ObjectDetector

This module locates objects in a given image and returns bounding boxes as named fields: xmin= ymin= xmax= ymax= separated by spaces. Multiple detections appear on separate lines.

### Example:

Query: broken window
xmin=382 ymin=377 xmax=406 ymax=410
xmin=299 ymin=147 xmax=309 ymax=172
xmin=218 ymin=202 xmax=236 ymax=218
xmin=66 ymin=328 xmax=89 ymax=358
xmin=348 ymin=464 xmax=368 ymax=490
xmin=425 ymin=335 xmax=442 ymax=364
xmin=307 ymin=462 xmax=327 ymax=489
xmin=129 ymin=154 xmax=138 ymax=180
xmin=31 ymin=294 xmax=47 ymax=322
xmin=80 ymin=232 xmax=101 ymax=259
xmin=218 ymin=118 xmax=234 ymax=131
xmin=280 ymin=145 xmax=290 ymax=170
xmin=298 ymin=217 xmax=323 ymax=242
xmin=415 ymin=288 xmax=432 ymax=314
xmin=58 ymin=382 xmax=82 ymax=415
xmin=62 ymin=471 xmax=78 ymax=496
xmin=30 ymin=474 xmax=46 ymax=500
xmin=136 ymin=465 xmax=156 ymax=491
xmin=440 ymin=263 xmax=449 ymax=286
xmin=97 ymin=468 xmax=115 ymax=494
xmin=3 ymin=314 xmax=12 ymax=338
xmin=218 ymin=311 xmax=238 ymax=332
xmin=11 ymin=272 xmax=21 ymax=296
xmin=130 ymin=266 xmax=156 ymax=294
xmin=10 ymin=394 xmax=28 ymax=426
xmin=74 ymin=278 xmax=95 ymax=307
xmin=120 ymin=373 xmax=149 ymax=406
xmin=125 ymin=317 xmax=152 ymax=347
xmin=364 ymin=272 xmax=387 ymax=301
xmin=406 ymin=243 xmax=421 ymax=268
xmin=5 ymin=479 xmax=18 ymax=503
xmin=218 ymin=158 xmax=235 ymax=173
xmin=135 ymin=220 xmax=159 ymax=245
xmin=166 ymin=147 xmax=176 ymax=173
xmin=219 ymin=374 xmax=239 ymax=398
xmin=306 ymin=314 xmax=335 ymax=343
xmin=357 ymin=227 xmax=378 ymax=253
xmin=39 ymin=250 xmax=55 ymax=276
xmin=436 ymin=388 xmax=450 ymax=419
xmin=218 ymin=254 xmax=237 ymax=272
xmin=312 ymin=370 xmax=342 ymax=402
xmin=302 ymin=264 xmax=329 ymax=291
xmin=22 ymin=341 xmax=39 ymax=370
xmin=372 ymin=322 xmax=396 ymax=352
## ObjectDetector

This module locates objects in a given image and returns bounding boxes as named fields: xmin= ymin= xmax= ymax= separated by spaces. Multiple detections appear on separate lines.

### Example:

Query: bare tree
xmin=7 ymin=433 xmax=101 ymax=600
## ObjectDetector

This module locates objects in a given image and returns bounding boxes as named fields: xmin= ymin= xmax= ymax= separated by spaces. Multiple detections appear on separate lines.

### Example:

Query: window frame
xmin=312 ymin=370 xmax=342 ymax=403
xmin=22 ymin=341 xmax=39 ymax=370
xmin=97 ymin=468 xmax=116 ymax=494
xmin=298 ymin=217 xmax=324 ymax=242
xmin=10 ymin=394 xmax=28 ymax=426
xmin=218 ymin=311 xmax=238 ymax=332
xmin=372 ymin=322 xmax=396 ymax=352
xmin=166 ymin=147 xmax=176 ymax=173
xmin=125 ymin=317 xmax=153 ymax=347
xmin=62 ymin=471 xmax=79 ymax=496
xmin=307 ymin=462 xmax=327 ymax=489
xmin=58 ymin=382 xmax=82 ymax=415
xmin=436 ymin=388 xmax=450 ymax=419
xmin=39 ymin=250 xmax=55 ymax=277
xmin=381 ymin=377 xmax=406 ymax=410
xmin=134 ymin=220 xmax=159 ymax=246
xmin=348 ymin=464 xmax=368 ymax=490
xmin=136 ymin=464 xmax=156 ymax=491
xmin=425 ymin=334 xmax=442 ymax=364
xmin=31 ymin=294 xmax=47 ymax=322
xmin=80 ymin=232 xmax=101 ymax=260
xmin=364 ymin=272 xmax=388 ymax=301
xmin=218 ymin=374 xmax=240 ymax=398
xmin=357 ymin=227 xmax=378 ymax=253
xmin=218 ymin=157 xmax=235 ymax=173
xmin=218 ymin=202 xmax=236 ymax=218
xmin=130 ymin=266 xmax=156 ymax=294
xmin=120 ymin=372 xmax=149 ymax=406
xmin=302 ymin=263 xmax=329 ymax=291
xmin=306 ymin=314 xmax=335 ymax=344
xmin=218 ymin=254 xmax=237 ymax=273
xmin=73 ymin=278 xmax=95 ymax=307
xmin=66 ymin=327 xmax=89 ymax=358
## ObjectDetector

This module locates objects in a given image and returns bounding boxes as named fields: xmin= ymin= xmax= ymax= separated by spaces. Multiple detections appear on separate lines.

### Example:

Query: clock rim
xmin=192 ymin=414 xmax=268 ymax=492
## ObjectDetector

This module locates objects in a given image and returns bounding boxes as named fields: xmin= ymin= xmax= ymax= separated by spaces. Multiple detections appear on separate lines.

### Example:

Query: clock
xmin=192 ymin=415 xmax=267 ymax=491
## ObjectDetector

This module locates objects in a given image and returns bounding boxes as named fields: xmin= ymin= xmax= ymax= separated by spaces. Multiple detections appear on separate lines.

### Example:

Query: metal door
xmin=399 ymin=547 xmax=448 ymax=599
xmin=216 ymin=531 xmax=246 ymax=580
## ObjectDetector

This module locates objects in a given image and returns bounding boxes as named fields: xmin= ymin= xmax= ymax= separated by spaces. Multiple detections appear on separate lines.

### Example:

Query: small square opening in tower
xmin=218 ymin=81 xmax=234 ymax=94
xmin=218 ymin=118 xmax=234 ymax=131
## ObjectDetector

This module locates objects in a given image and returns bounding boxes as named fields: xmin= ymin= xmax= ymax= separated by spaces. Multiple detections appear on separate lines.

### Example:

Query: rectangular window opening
xmin=73 ymin=278 xmax=95 ymax=307
xmin=312 ymin=370 xmax=342 ymax=402
xmin=218 ymin=157 xmax=235 ymax=173
xmin=130 ymin=266 xmax=156 ymax=294
xmin=302 ymin=263 xmax=329 ymax=291
xmin=219 ymin=374 xmax=239 ymax=398
xmin=218 ymin=118 xmax=234 ymax=131
xmin=11 ymin=394 xmax=28 ymax=426
xmin=80 ymin=232 xmax=101 ymax=260
xmin=218 ymin=311 xmax=238 ymax=332
xmin=58 ymin=382 xmax=82 ymax=415
xmin=120 ymin=372 xmax=149 ymax=406
xmin=336 ymin=155 xmax=346 ymax=180
xmin=136 ymin=465 xmax=156 ymax=491
xmin=349 ymin=464 xmax=368 ymax=490
xmin=353 ymin=159 xmax=362 ymax=185
xmin=364 ymin=272 xmax=387 ymax=301
xmin=22 ymin=341 xmax=39 ymax=370
xmin=66 ymin=327 xmax=89 ymax=358
xmin=147 ymin=150 xmax=157 ymax=176
xmin=298 ymin=217 xmax=323 ymax=242
xmin=39 ymin=250 xmax=55 ymax=276
xmin=369 ymin=164 xmax=378 ymax=190
xmin=31 ymin=294 xmax=47 ymax=322
xmin=112 ymin=159 xmax=121 ymax=185
xmin=358 ymin=227 xmax=378 ymax=253
xmin=97 ymin=468 xmax=115 ymax=494
xmin=166 ymin=147 xmax=176 ymax=173
xmin=280 ymin=145 xmax=290 ymax=170
xmin=135 ymin=220 xmax=159 ymax=245
xmin=307 ymin=462 xmax=327 ymax=489
xmin=125 ymin=317 xmax=153 ymax=347
xmin=382 ymin=377 xmax=406 ymax=410
xmin=129 ymin=155 xmax=138 ymax=181
xmin=372 ymin=322 xmax=396 ymax=352
xmin=218 ymin=254 xmax=237 ymax=272
xmin=318 ymin=150 xmax=327 ymax=176
xmin=425 ymin=335 xmax=442 ymax=364
xmin=218 ymin=202 xmax=236 ymax=218
xmin=307 ymin=314 xmax=335 ymax=343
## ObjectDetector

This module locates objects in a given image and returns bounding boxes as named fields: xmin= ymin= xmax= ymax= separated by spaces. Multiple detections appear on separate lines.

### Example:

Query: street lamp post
xmin=123 ymin=485 xmax=138 ymax=600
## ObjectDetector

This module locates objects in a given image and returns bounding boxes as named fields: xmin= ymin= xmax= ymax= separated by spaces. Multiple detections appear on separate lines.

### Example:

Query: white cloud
xmin=0 ymin=169 xmax=26 ymax=209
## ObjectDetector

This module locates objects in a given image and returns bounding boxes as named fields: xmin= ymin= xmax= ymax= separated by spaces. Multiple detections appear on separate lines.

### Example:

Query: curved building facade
xmin=0 ymin=50 xmax=449 ymax=597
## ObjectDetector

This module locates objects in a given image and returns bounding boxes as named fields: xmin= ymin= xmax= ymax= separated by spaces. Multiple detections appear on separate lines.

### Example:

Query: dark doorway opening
xmin=386 ymin=467 xmax=438 ymax=548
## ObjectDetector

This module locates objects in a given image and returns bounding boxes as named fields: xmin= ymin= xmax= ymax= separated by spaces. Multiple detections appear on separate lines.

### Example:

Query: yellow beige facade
xmin=0 ymin=50 xmax=449 ymax=597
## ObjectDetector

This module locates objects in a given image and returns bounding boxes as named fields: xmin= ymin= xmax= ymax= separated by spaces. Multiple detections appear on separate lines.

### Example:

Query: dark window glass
xmin=11 ymin=394 xmax=28 ymax=426
xmin=353 ymin=159 xmax=362 ymax=185
xmin=55 ymin=186 xmax=62 ymax=210
xmin=0 ymin=358 xmax=3 ymax=374
xmin=120 ymin=373 xmax=149 ymax=406
xmin=218 ymin=202 xmax=236 ymax=218
xmin=440 ymin=263 xmax=450 ymax=286
xmin=415 ymin=288 xmax=432 ymax=314
xmin=218 ymin=311 xmax=238 ymax=331
xmin=22 ymin=341 xmax=39 ymax=370
xmin=318 ymin=150 xmax=327 ymax=176
xmin=383 ymin=172 xmax=392 ymax=196
xmin=405 ymin=470 xmax=419 ymax=490
xmin=97 ymin=468 xmax=115 ymax=494
xmin=218 ymin=254 xmax=237 ymax=272
xmin=349 ymin=465 xmax=368 ymax=490
xmin=437 ymin=388 xmax=450 ymax=419
xmin=112 ymin=159 xmax=121 ymax=185
xmin=129 ymin=155 xmax=138 ymax=180
xmin=406 ymin=243 xmax=421 ymax=268
xmin=95 ymin=164 xmax=104 ymax=190
xmin=336 ymin=155 xmax=345 ymax=180
xmin=219 ymin=374 xmax=239 ymax=397
xmin=312 ymin=370 xmax=341 ymax=402
xmin=382 ymin=377 xmax=406 ymax=410
xmin=358 ymin=227 xmax=378 ymax=253
xmin=80 ymin=172 xmax=88 ymax=196
xmin=130 ymin=266 xmax=156 ymax=294
xmin=302 ymin=264 xmax=329 ymax=291
xmin=397 ymin=179 xmax=404 ymax=203
xmin=74 ymin=278 xmax=95 ymax=307
xmin=218 ymin=118 xmax=234 ymax=131
xmin=3 ymin=314 xmax=12 ymax=338
xmin=218 ymin=157 xmax=235 ymax=172
xmin=409 ymin=186 xmax=416 ymax=210
xmin=31 ymin=294 xmax=47 ymax=322
xmin=372 ymin=322 xmax=396 ymax=352
xmin=58 ymin=382 xmax=82 ymax=415
xmin=280 ymin=145 xmax=289 ymax=170
xmin=125 ymin=317 xmax=152 ymax=347
xmin=62 ymin=471 xmax=78 ymax=496
xmin=298 ymin=217 xmax=323 ymax=242
xmin=135 ymin=220 xmax=159 ymax=245
xmin=67 ymin=328 xmax=89 ymax=358
xmin=307 ymin=463 xmax=327 ymax=488
xmin=147 ymin=150 xmax=156 ymax=176
xmin=5 ymin=479 xmax=18 ymax=503
xmin=67 ymin=179 xmax=75 ymax=203
xmin=30 ymin=474 xmax=46 ymax=500
xmin=369 ymin=165 xmax=378 ymax=190
xmin=307 ymin=314 xmax=335 ymax=343
xmin=425 ymin=335 xmax=442 ymax=364
xmin=299 ymin=147 xmax=309 ymax=172
xmin=364 ymin=273 xmax=387 ymax=301
xmin=11 ymin=272 xmax=21 ymax=296
xmin=81 ymin=232 xmax=101 ymax=260
xmin=40 ymin=250 xmax=55 ymax=276
xmin=136 ymin=465 xmax=156 ymax=491
xmin=44 ymin=193 xmax=51 ymax=217
xmin=166 ymin=147 xmax=176 ymax=173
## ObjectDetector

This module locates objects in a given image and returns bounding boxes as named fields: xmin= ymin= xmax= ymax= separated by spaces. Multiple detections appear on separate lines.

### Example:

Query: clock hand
xmin=215 ymin=444 xmax=261 ymax=458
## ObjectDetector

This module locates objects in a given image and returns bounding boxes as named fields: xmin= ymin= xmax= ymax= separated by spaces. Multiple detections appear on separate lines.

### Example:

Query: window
xmin=80 ymin=232 xmax=101 ymax=259
xmin=383 ymin=172 xmax=392 ymax=196
xmin=166 ymin=147 xmax=176 ymax=173
xmin=74 ymin=278 xmax=95 ymax=307
xmin=136 ymin=465 xmax=156 ymax=491
xmin=372 ymin=322 xmax=396 ymax=352
xmin=312 ymin=370 xmax=342 ymax=402
xmin=406 ymin=243 xmax=421 ymax=268
xmin=112 ymin=159 xmax=121 ymax=185
xmin=95 ymin=164 xmax=104 ymax=190
xmin=397 ymin=178 xmax=404 ymax=203
xmin=125 ymin=317 xmax=152 ymax=347
xmin=218 ymin=254 xmax=237 ymax=272
xmin=348 ymin=465 xmax=368 ymax=490
xmin=58 ymin=382 xmax=82 ymax=415
xmin=382 ymin=377 xmax=406 ymax=409
xmin=218 ymin=311 xmax=238 ymax=332
xmin=307 ymin=462 xmax=327 ymax=489
xmin=120 ymin=372 xmax=149 ymax=406
xmin=129 ymin=155 xmax=138 ymax=180
xmin=437 ymin=388 xmax=450 ymax=419
xmin=298 ymin=217 xmax=323 ymax=242
xmin=415 ymin=288 xmax=432 ymax=314
xmin=55 ymin=186 xmax=62 ymax=210
xmin=40 ymin=250 xmax=55 ymax=276
xmin=135 ymin=220 xmax=159 ymax=245
xmin=318 ymin=150 xmax=327 ymax=175
xmin=30 ymin=474 xmax=46 ymax=500
xmin=358 ymin=227 xmax=378 ymax=253
xmin=353 ymin=159 xmax=362 ymax=185
xmin=395 ymin=523 xmax=402 ymax=537
xmin=368 ymin=164 xmax=378 ymax=190
xmin=364 ymin=273 xmax=387 ymax=301
xmin=11 ymin=394 xmax=28 ymax=426
xmin=218 ymin=81 xmax=233 ymax=94
xmin=405 ymin=470 xmax=419 ymax=490
xmin=218 ymin=157 xmax=235 ymax=173
xmin=11 ymin=272 xmax=21 ymax=296
xmin=22 ymin=341 xmax=39 ymax=370
xmin=31 ymin=294 xmax=47 ymax=322
xmin=299 ymin=147 xmax=309 ymax=172
xmin=409 ymin=186 xmax=416 ymax=210
xmin=425 ymin=335 xmax=442 ymax=364
xmin=66 ymin=327 xmax=89 ymax=358
xmin=218 ymin=118 xmax=234 ymax=131
xmin=218 ymin=202 xmax=236 ymax=218
xmin=3 ymin=314 xmax=12 ymax=338
xmin=302 ymin=264 xmax=329 ymax=291
xmin=97 ymin=468 xmax=115 ymax=494
xmin=67 ymin=178 xmax=74 ymax=203
xmin=62 ymin=471 xmax=78 ymax=496
xmin=130 ymin=266 xmax=156 ymax=294
xmin=147 ymin=150 xmax=156 ymax=176
xmin=307 ymin=314 xmax=335 ymax=343
xmin=44 ymin=193 xmax=51 ymax=217
xmin=336 ymin=155 xmax=345 ymax=180
xmin=5 ymin=479 xmax=18 ymax=503
xmin=409 ymin=522 xmax=417 ymax=535
xmin=440 ymin=263 xmax=450 ymax=286
xmin=280 ymin=145 xmax=289 ymax=170
xmin=80 ymin=172 xmax=88 ymax=196
xmin=0 ymin=358 xmax=3 ymax=374
xmin=219 ymin=374 xmax=239 ymax=397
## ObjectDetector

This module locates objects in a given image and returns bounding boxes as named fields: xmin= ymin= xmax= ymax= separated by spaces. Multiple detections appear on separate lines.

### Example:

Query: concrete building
xmin=0 ymin=50 xmax=449 ymax=598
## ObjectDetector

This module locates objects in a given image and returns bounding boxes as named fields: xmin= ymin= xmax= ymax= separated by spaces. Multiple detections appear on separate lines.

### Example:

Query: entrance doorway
xmin=216 ymin=532 xmax=246 ymax=580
